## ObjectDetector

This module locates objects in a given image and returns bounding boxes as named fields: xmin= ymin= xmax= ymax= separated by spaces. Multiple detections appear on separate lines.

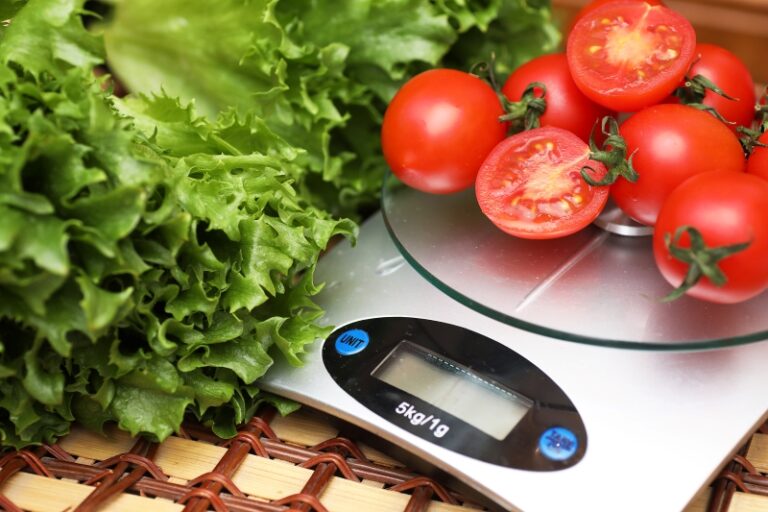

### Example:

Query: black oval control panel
xmin=323 ymin=317 xmax=587 ymax=470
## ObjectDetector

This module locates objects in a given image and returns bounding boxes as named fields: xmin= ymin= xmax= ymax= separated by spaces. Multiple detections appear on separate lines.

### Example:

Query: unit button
xmin=335 ymin=329 xmax=370 ymax=356
xmin=538 ymin=426 xmax=579 ymax=462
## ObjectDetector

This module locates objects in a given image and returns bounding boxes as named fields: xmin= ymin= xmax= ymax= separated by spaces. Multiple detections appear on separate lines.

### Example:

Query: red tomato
xmin=475 ymin=126 xmax=609 ymax=239
xmin=682 ymin=44 xmax=756 ymax=131
xmin=567 ymin=1 xmax=696 ymax=112
xmin=569 ymin=0 xmax=665 ymax=32
xmin=381 ymin=69 xmax=506 ymax=194
xmin=747 ymin=132 xmax=768 ymax=180
xmin=654 ymin=171 xmax=768 ymax=304
xmin=501 ymin=53 xmax=613 ymax=143
xmin=611 ymin=104 xmax=745 ymax=226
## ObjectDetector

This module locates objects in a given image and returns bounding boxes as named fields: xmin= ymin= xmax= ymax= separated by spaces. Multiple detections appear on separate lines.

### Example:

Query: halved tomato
xmin=567 ymin=1 xmax=696 ymax=112
xmin=475 ymin=127 xmax=609 ymax=239
xmin=568 ymin=0 xmax=665 ymax=34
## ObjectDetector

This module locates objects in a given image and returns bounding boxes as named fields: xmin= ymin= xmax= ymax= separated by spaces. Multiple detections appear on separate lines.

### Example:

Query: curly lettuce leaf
xmin=445 ymin=0 xmax=561 ymax=76
xmin=103 ymin=0 xmax=559 ymax=217
xmin=0 ymin=0 xmax=355 ymax=448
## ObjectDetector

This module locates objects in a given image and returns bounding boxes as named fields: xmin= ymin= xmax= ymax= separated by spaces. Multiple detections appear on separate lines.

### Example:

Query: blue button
xmin=335 ymin=329 xmax=370 ymax=356
xmin=538 ymin=427 xmax=579 ymax=462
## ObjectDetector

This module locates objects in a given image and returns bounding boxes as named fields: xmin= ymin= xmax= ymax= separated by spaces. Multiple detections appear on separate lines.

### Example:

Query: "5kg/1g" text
xmin=395 ymin=402 xmax=450 ymax=438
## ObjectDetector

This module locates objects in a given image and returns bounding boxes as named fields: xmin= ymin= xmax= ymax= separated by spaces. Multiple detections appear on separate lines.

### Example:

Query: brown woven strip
xmin=94 ymin=450 xmax=167 ymax=480
xmin=226 ymin=430 xmax=270 ymax=458
xmin=273 ymin=492 xmax=329 ymax=512
xmin=298 ymin=452 xmax=361 ymax=482
xmin=293 ymin=462 xmax=337 ymax=512
xmin=136 ymin=477 xmax=287 ymax=512
xmin=719 ymin=471 xmax=750 ymax=493
xmin=404 ymin=485 xmax=434 ymax=512
xmin=37 ymin=457 xmax=107 ymax=482
xmin=390 ymin=476 xmax=459 ymax=505
xmin=179 ymin=487 xmax=230 ymax=512
xmin=183 ymin=409 xmax=277 ymax=512
xmin=731 ymin=454 xmax=759 ymax=475
xmin=310 ymin=437 xmax=371 ymax=463
xmin=743 ymin=472 xmax=768 ymax=490
xmin=44 ymin=443 xmax=77 ymax=463
xmin=76 ymin=436 xmax=166 ymax=511
xmin=0 ymin=494 xmax=24 ymax=512
xmin=0 ymin=449 xmax=52 ymax=484
xmin=187 ymin=471 xmax=246 ymax=498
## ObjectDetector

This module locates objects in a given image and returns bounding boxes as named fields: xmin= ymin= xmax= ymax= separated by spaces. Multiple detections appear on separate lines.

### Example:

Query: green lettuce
xmin=0 ymin=0 xmax=352 ymax=448
xmin=103 ymin=0 xmax=560 ymax=217
xmin=0 ymin=0 xmax=559 ymax=448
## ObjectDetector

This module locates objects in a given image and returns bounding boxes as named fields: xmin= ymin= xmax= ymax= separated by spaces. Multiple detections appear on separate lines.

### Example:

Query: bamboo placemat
xmin=0 ymin=406 xmax=486 ymax=512
xmin=1 ymin=403 xmax=767 ymax=512
xmin=684 ymin=421 xmax=768 ymax=512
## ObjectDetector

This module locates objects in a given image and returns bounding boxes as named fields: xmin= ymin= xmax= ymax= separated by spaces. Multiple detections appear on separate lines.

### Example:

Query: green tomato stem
xmin=662 ymin=225 xmax=751 ymax=302
xmin=580 ymin=116 xmax=638 ymax=186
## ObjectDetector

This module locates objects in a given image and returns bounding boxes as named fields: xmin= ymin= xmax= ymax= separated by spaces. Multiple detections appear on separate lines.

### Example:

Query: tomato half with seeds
xmin=567 ymin=1 xmax=696 ymax=112
xmin=475 ymin=126 xmax=609 ymax=240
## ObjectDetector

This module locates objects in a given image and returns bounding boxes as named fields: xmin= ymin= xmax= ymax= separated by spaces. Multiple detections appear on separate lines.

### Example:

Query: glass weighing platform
xmin=381 ymin=174 xmax=768 ymax=350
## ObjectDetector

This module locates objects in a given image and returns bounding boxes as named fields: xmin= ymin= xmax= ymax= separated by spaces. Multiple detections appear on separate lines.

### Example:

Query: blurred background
xmin=552 ymin=0 xmax=768 ymax=84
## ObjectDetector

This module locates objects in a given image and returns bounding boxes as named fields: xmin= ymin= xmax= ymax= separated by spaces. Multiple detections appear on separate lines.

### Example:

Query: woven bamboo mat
xmin=685 ymin=421 xmax=768 ymax=512
xmin=0 ymin=406 xmax=486 ymax=512
xmin=0 ymin=404 xmax=766 ymax=511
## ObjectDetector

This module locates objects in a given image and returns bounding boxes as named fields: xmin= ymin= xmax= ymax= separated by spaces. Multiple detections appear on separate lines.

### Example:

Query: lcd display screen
xmin=372 ymin=341 xmax=532 ymax=440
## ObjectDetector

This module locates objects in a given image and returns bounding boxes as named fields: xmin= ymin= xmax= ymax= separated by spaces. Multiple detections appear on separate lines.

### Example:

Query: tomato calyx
xmin=498 ymin=81 xmax=548 ymax=133
xmin=737 ymin=89 xmax=768 ymax=155
xmin=662 ymin=225 xmax=751 ymax=302
xmin=580 ymin=117 xmax=638 ymax=187
xmin=739 ymin=125 xmax=768 ymax=156
xmin=471 ymin=59 xmax=548 ymax=134
xmin=673 ymin=73 xmax=737 ymax=125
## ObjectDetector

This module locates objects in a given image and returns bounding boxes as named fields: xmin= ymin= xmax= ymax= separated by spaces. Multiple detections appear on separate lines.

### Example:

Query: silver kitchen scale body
xmin=260 ymin=176 xmax=768 ymax=512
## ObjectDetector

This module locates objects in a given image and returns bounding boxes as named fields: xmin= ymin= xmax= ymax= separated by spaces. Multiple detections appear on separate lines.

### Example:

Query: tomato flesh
xmin=569 ymin=0 xmax=665 ymax=33
xmin=567 ymin=1 xmax=696 ymax=112
xmin=475 ymin=127 xmax=609 ymax=239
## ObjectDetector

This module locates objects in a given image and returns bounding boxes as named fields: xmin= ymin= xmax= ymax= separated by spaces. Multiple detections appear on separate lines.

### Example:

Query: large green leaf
xmin=104 ymin=0 xmax=558 ymax=217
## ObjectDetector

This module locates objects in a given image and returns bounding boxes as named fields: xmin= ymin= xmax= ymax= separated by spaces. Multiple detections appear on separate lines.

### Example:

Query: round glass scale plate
xmin=381 ymin=174 xmax=768 ymax=350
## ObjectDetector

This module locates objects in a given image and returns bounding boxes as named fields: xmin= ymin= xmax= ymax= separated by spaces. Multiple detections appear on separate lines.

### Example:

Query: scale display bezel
xmin=322 ymin=316 xmax=587 ymax=470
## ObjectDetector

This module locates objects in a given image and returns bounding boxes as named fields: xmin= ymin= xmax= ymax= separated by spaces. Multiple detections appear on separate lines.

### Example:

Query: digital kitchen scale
xmin=260 ymin=175 xmax=768 ymax=511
